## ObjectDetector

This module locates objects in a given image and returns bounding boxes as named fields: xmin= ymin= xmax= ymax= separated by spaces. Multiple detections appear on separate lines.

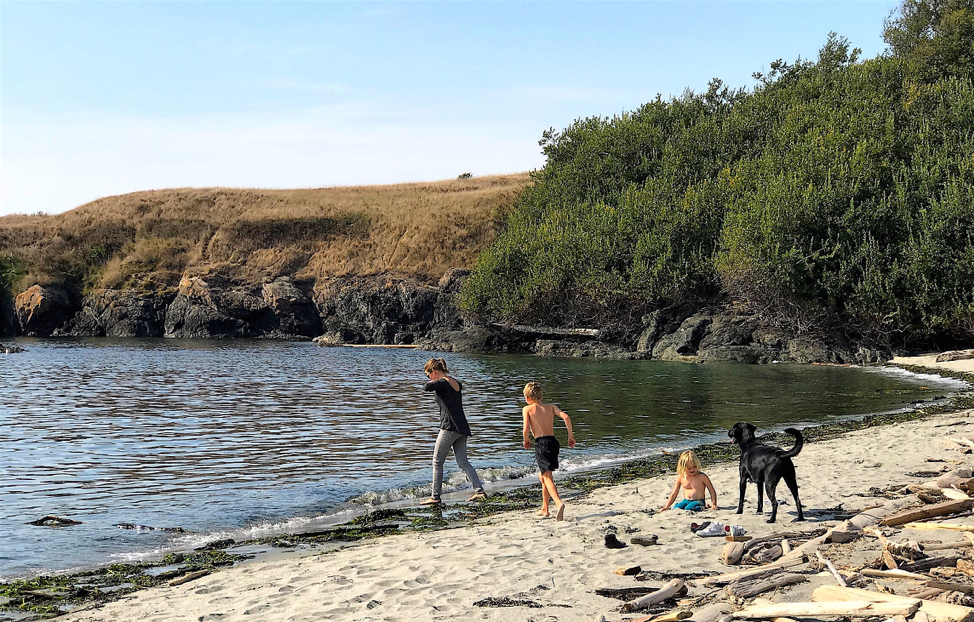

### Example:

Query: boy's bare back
xmin=523 ymin=401 xmax=562 ymax=438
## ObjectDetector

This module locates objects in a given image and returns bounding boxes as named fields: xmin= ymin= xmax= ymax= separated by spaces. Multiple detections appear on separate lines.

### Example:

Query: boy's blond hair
xmin=676 ymin=450 xmax=702 ymax=476
xmin=523 ymin=381 xmax=543 ymax=400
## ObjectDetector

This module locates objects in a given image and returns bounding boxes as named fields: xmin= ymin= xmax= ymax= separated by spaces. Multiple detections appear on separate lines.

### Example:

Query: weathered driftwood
xmin=812 ymin=585 xmax=974 ymax=622
xmin=724 ymin=572 xmax=807 ymax=599
xmin=169 ymin=569 xmax=210 ymax=586
xmin=902 ymin=523 xmax=974 ymax=533
xmin=861 ymin=568 xmax=931 ymax=581
xmin=732 ymin=600 xmax=921 ymax=619
xmin=742 ymin=531 xmax=817 ymax=552
xmin=783 ymin=497 xmax=920 ymax=562
xmin=957 ymin=560 xmax=974 ymax=577
xmin=923 ymin=540 xmax=974 ymax=552
xmin=926 ymin=580 xmax=974 ymax=595
xmin=636 ymin=610 xmax=692 ymax=622
xmin=881 ymin=500 xmax=974 ymax=527
xmin=621 ymin=580 xmax=687 ymax=613
xmin=704 ymin=555 xmax=808 ymax=586
xmin=490 ymin=323 xmax=600 ymax=338
xmin=780 ymin=539 xmax=792 ymax=555
xmin=595 ymin=586 xmax=659 ymax=600
xmin=943 ymin=489 xmax=972 ymax=501
xmin=751 ymin=545 xmax=783 ymax=565
xmin=816 ymin=551 xmax=848 ymax=587
xmin=900 ymin=550 xmax=963 ymax=573
xmin=722 ymin=542 xmax=746 ymax=565
xmin=687 ymin=602 xmax=734 ymax=622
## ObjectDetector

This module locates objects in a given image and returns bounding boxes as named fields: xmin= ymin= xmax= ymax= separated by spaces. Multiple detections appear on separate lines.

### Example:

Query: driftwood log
xmin=705 ymin=555 xmax=808 ymax=586
xmin=816 ymin=551 xmax=848 ymax=587
xmin=861 ymin=568 xmax=931 ymax=581
xmin=732 ymin=600 xmax=921 ymax=619
xmin=169 ymin=569 xmax=210 ymax=587
xmin=812 ymin=585 xmax=974 ymax=622
xmin=881 ymin=500 xmax=974 ymax=527
xmin=724 ymin=572 xmax=807 ymax=599
xmin=621 ymin=579 xmax=687 ymax=613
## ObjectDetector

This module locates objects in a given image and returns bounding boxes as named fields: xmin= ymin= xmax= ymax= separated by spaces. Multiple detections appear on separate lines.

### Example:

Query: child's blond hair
xmin=676 ymin=450 xmax=702 ymax=476
xmin=524 ymin=381 xmax=543 ymax=400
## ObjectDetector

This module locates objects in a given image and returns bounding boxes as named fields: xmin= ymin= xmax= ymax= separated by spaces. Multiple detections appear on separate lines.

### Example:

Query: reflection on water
xmin=0 ymin=338 xmax=965 ymax=577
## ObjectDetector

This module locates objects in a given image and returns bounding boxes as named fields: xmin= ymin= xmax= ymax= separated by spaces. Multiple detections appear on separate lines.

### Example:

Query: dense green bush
xmin=461 ymin=2 xmax=974 ymax=347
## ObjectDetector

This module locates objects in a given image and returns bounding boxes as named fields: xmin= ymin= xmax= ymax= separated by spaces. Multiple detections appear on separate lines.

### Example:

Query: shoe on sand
xmin=729 ymin=525 xmax=746 ymax=536
xmin=689 ymin=521 xmax=711 ymax=533
xmin=466 ymin=492 xmax=486 ymax=502
xmin=696 ymin=521 xmax=725 ymax=537
xmin=631 ymin=535 xmax=658 ymax=546
xmin=419 ymin=497 xmax=441 ymax=506
xmin=604 ymin=533 xmax=627 ymax=549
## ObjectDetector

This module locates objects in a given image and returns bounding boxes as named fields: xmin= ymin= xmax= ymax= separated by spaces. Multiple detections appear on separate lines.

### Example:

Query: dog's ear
xmin=746 ymin=423 xmax=756 ymax=435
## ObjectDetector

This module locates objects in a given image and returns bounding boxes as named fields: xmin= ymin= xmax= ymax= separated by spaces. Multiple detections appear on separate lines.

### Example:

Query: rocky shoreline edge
xmin=4 ymin=269 xmax=959 ymax=365
xmin=2 ymin=363 xmax=971 ymax=621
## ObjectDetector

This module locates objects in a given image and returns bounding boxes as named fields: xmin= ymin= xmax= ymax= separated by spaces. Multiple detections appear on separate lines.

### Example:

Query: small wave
xmin=873 ymin=365 xmax=970 ymax=389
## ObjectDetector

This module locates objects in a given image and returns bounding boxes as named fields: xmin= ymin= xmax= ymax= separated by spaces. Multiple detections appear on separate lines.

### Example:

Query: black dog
xmin=728 ymin=422 xmax=805 ymax=523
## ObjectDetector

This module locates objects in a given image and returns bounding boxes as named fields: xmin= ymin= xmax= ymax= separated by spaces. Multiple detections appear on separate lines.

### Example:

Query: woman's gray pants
xmin=431 ymin=429 xmax=484 ymax=499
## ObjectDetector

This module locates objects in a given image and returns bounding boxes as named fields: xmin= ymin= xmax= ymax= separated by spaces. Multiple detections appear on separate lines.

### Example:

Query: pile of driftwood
xmin=597 ymin=462 xmax=974 ymax=622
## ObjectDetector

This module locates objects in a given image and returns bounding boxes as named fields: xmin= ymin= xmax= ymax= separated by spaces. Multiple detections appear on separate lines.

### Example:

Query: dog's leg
xmin=756 ymin=480 xmax=764 ymax=514
xmin=765 ymin=475 xmax=781 ymax=523
xmin=737 ymin=471 xmax=747 ymax=514
xmin=784 ymin=470 xmax=804 ymax=521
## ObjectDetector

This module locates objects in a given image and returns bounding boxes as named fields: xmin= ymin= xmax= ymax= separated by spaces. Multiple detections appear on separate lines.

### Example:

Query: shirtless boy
xmin=660 ymin=450 xmax=718 ymax=512
xmin=522 ymin=382 xmax=575 ymax=521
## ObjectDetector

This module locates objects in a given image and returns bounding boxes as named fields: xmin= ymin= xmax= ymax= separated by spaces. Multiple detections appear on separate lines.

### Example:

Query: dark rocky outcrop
xmin=56 ymin=289 xmax=175 ymax=337
xmin=1 ymin=294 xmax=18 ymax=337
xmin=165 ymin=276 xmax=319 ymax=339
xmin=5 ymin=270 xmax=896 ymax=365
xmin=313 ymin=276 xmax=442 ymax=345
xmin=14 ymin=284 xmax=74 ymax=337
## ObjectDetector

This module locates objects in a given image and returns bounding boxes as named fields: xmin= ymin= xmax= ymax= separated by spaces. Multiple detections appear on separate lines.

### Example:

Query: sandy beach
xmin=59 ymin=365 xmax=974 ymax=622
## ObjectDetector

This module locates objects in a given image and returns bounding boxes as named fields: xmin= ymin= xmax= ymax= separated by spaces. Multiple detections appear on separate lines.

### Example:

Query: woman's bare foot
xmin=419 ymin=497 xmax=441 ymax=506
xmin=556 ymin=503 xmax=566 ymax=521
xmin=536 ymin=509 xmax=549 ymax=517
xmin=466 ymin=492 xmax=486 ymax=502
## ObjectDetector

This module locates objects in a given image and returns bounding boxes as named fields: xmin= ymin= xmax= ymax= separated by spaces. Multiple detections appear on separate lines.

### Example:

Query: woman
xmin=420 ymin=357 xmax=486 ymax=505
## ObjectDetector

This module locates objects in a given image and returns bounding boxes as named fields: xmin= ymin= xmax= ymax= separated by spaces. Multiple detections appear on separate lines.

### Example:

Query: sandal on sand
xmin=631 ymin=535 xmax=658 ymax=546
xmin=466 ymin=492 xmax=486 ymax=502
xmin=419 ymin=497 xmax=441 ymax=506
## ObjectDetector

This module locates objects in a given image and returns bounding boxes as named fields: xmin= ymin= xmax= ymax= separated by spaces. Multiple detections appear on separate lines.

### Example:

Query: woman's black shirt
xmin=423 ymin=378 xmax=472 ymax=436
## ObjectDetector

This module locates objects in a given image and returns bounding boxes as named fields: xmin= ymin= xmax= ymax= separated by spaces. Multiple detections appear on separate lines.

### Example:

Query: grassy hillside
xmin=0 ymin=174 xmax=530 ymax=297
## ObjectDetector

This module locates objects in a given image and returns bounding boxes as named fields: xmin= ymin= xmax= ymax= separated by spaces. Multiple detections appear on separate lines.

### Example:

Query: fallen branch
xmin=861 ymin=568 xmax=931 ymax=581
xmin=169 ymin=569 xmax=210 ymax=586
xmin=732 ymin=600 xmax=920 ymax=619
xmin=812 ymin=584 xmax=974 ymax=622
xmin=926 ymin=580 xmax=974 ymax=595
xmin=621 ymin=579 xmax=686 ymax=613
xmin=816 ymin=551 xmax=848 ymax=587
xmin=881 ymin=500 xmax=974 ymax=527
xmin=705 ymin=555 xmax=808 ymax=586
xmin=724 ymin=572 xmax=807 ymax=599
xmin=901 ymin=523 xmax=974 ymax=533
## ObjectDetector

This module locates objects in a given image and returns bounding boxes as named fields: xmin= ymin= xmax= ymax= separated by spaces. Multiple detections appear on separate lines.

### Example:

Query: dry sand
xmin=60 ymin=402 xmax=974 ymax=622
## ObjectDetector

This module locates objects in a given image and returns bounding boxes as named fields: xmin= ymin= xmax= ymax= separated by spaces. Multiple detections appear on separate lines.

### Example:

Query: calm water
xmin=0 ymin=338 xmax=967 ymax=578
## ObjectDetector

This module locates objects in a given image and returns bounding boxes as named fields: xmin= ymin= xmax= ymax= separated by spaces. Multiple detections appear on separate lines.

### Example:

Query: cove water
xmin=0 ymin=338 xmax=966 ymax=578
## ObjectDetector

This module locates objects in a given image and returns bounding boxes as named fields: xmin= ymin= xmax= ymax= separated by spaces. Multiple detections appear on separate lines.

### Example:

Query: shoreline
xmin=3 ymin=360 xmax=972 ymax=621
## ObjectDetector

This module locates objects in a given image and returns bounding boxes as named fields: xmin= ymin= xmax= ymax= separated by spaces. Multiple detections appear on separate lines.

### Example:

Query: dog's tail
xmin=778 ymin=428 xmax=804 ymax=459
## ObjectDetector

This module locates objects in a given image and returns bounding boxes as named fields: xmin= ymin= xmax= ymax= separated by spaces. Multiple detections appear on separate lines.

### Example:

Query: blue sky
xmin=1 ymin=1 xmax=898 ymax=216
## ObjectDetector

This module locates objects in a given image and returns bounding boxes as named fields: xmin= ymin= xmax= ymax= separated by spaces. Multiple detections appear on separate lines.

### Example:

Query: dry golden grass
xmin=0 ymin=173 xmax=531 ymax=292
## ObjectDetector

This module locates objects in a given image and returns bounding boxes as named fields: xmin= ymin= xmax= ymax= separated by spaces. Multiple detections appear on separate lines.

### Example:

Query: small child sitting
xmin=660 ymin=450 xmax=718 ymax=512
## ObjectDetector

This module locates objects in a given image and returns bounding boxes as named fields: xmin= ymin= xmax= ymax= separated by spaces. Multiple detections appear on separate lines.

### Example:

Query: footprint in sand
xmin=195 ymin=585 xmax=224 ymax=595
xmin=242 ymin=603 xmax=270 ymax=615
